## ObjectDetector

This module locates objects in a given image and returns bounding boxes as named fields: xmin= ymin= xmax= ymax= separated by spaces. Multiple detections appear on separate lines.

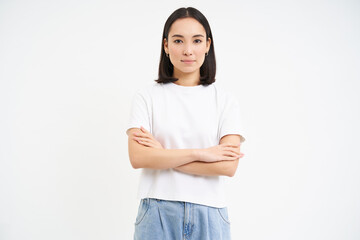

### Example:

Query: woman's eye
xmin=194 ymin=39 xmax=202 ymax=43
xmin=174 ymin=39 xmax=183 ymax=43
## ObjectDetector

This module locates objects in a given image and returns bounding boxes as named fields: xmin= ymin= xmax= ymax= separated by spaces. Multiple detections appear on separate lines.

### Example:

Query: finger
xmin=223 ymin=152 xmax=240 ymax=157
xmin=147 ymin=143 xmax=156 ymax=148
xmin=224 ymin=146 xmax=240 ymax=152
xmin=231 ymin=153 xmax=244 ymax=159
xmin=224 ymin=147 xmax=241 ymax=155
xmin=222 ymin=155 xmax=239 ymax=161
xmin=133 ymin=133 xmax=151 ymax=139
xmin=221 ymin=143 xmax=241 ymax=148
xmin=134 ymin=138 xmax=144 ymax=144
xmin=135 ymin=139 xmax=151 ymax=147
xmin=137 ymin=138 xmax=158 ymax=148
xmin=137 ymin=139 xmax=154 ymax=147
xmin=140 ymin=126 xmax=149 ymax=133
xmin=144 ymin=141 xmax=157 ymax=148
xmin=137 ymin=128 xmax=153 ymax=138
xmin=223 ymin=151 xmax=240 ymax=158
xmin=134 ymin=137 xmax=151 ymax=143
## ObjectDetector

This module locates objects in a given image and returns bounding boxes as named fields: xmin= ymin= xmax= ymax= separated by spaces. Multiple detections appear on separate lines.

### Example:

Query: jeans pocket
xmin=217 ymin=207 xmax=231 ymax=225
xmin=135 ymin=198 xmax=150 ymax=225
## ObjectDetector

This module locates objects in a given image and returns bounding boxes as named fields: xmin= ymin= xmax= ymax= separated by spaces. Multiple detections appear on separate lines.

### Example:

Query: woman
xmin=126 ymin=7 xmax=246 ymax=240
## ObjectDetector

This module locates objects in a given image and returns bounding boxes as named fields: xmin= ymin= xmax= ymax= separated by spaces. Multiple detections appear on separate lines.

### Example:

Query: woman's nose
xmin=183 ymin=44 xmax=193 ymax=56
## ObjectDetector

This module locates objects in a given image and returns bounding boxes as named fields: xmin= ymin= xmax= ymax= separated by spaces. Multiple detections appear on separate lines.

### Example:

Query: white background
xmin=1 ymin=0 xmax=359 ymax=239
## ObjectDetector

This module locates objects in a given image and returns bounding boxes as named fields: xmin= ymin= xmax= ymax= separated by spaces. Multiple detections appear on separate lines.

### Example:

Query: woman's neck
xmin=172 ymin=69 xmax=201 ymax=86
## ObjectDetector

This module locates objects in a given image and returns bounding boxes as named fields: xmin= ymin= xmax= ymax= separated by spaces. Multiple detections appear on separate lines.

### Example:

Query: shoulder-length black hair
xmin=155 ymin=7 xmax=216 ymax=86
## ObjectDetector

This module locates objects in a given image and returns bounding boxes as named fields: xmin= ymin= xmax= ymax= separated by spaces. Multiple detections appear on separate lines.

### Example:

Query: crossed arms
xmin=127 ymin=127 xmax=244 ymax=177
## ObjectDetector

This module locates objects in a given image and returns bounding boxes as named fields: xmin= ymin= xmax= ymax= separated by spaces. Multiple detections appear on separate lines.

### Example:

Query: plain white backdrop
xmin=0 ymin=0 xmax=359 ymax=239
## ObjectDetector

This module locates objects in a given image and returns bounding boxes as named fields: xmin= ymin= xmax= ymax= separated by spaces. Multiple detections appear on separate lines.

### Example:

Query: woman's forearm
xmin=129 ymin=138 xmax=201 ymax=169
xmin=128 ymin=128 xmax=242 ymax=171
xmin=174 ymin=159 xmax=239 ymax=177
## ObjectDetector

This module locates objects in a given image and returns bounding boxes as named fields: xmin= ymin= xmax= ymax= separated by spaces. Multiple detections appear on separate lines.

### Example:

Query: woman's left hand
xmin=132 ymin=126 xmax=164 ymax=149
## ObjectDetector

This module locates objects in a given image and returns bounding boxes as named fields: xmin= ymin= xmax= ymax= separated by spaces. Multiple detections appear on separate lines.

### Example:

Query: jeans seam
xmin=217 ymin=208 xmax=231 ymax=225
xmin=135 ymin=199 xmax=150 ymax=225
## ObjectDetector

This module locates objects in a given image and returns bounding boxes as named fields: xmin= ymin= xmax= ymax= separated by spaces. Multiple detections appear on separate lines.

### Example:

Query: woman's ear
xmin=206 ymin=37 xmax=211 ymax=53
xmin=163 ymin=38 xmax=168 ymax=54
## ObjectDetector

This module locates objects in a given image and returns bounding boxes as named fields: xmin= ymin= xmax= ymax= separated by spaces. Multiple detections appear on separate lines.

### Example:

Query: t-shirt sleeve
xmin=218 ymin=94 xmax=246 ymax=143
xmin=126 ymin=91 xmax=151 ymax=136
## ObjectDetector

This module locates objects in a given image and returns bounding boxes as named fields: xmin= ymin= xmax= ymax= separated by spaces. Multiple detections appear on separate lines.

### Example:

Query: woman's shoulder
xmin=212 ymin=82 xmax=238 ymax=101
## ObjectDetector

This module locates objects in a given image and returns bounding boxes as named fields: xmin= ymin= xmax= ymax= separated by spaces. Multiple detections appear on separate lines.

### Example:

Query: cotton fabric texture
xmin=126 ymin=81 xmax=245 ymax=208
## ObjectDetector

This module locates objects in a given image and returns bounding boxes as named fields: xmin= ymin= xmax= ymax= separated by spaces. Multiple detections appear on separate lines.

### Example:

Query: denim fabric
xmin=134 ymin=198 xmax=231 ymax=240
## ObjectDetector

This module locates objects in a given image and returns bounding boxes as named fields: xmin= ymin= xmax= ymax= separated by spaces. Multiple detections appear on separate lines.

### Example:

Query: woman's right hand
xmin=197 ymin=143 xmax=244 ymax=163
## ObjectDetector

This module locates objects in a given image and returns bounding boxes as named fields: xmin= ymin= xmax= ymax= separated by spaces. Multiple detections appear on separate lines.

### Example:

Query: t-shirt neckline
xmin=166 ymin=81 xmax=206 ymax=93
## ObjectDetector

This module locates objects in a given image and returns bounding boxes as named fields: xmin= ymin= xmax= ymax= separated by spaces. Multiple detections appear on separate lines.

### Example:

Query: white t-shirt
xmin=126 ymin=81 xmax=245 ymax=208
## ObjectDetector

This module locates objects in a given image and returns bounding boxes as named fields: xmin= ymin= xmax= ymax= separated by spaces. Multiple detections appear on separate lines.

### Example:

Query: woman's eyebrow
xmin=171 ymin=34 xmax=205 ymax=38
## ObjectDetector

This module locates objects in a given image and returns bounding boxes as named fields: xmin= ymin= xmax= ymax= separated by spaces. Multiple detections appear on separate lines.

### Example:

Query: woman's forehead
xmin=169 ymin=18 xmax=206 ymax=37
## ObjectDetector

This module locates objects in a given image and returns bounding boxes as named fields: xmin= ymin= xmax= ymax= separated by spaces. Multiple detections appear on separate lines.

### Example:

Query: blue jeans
xmin=134 ymin=198 xmax=231 ymax=240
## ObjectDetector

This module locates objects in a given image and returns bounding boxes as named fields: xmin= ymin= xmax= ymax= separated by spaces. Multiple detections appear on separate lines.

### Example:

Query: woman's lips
xmin=181 ymin=60 xmax=196 ymax=64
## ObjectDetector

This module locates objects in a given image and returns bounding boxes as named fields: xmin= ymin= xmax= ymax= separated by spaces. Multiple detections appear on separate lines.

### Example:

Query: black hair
xmin=155 ymin=7 xmax=216 ymax=85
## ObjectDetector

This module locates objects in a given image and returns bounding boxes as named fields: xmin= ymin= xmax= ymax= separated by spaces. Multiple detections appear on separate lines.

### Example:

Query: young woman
xmin=126 ymin=7 xmax=246 ymax=240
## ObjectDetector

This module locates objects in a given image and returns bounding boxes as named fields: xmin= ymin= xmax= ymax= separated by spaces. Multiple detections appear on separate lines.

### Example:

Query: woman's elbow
xmin=226 ymin=168 xmax=236 ymax=177
xmin=129 ymin=154 xmax=142 ymax=169
xmin=225 ymin=160 xmax=239 ymax=177
xmin=130 ymin=160 xmax=140 ymax=169
xmin=129 ymin=154 xmax=152 ymax=169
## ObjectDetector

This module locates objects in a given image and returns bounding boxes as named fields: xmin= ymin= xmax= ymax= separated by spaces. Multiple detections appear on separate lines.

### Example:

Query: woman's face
xmin=164 ymin=17 xmax=211 ymax=77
